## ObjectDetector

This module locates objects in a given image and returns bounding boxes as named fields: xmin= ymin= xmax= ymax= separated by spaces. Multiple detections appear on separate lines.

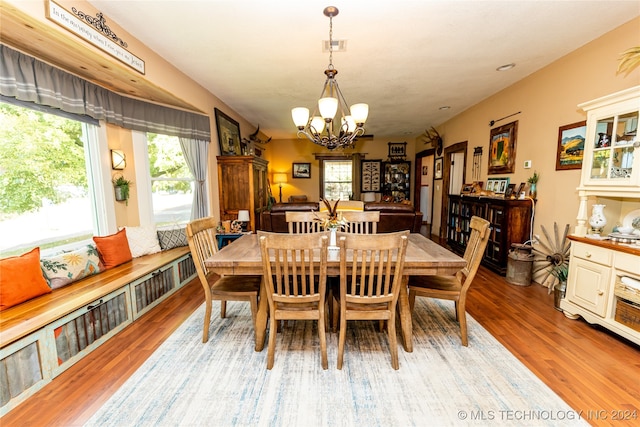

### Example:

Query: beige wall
xmin=432 ymin=17 xmax=640 ymax=237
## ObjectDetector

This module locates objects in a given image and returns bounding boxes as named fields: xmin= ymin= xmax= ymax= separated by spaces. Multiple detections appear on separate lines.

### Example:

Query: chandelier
xmin=291 ymin=6 xmax=369 ymax=150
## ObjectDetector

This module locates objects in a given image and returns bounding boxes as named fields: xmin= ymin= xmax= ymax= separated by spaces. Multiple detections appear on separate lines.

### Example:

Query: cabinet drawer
xmin=572 ymin=242 xmax=612 ymax=266
xmin=614 ymin=251 xmax=640 ymax=274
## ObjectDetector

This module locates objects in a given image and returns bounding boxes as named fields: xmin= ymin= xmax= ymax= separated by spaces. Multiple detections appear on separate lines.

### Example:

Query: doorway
xmin=414 ymin=148 xmax=436 ymax=237
xmin=439 ymin=141 xmax=467 ymax=240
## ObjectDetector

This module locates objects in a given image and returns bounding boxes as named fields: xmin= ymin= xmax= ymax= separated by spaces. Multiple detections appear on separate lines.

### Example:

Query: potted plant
xmin=550 ymin=263 xmax=568 ymax=311
xmin=527 ymin=171 xmax=539 ymax=199
xmin=112 ymin=175 xmax=132 ymax=204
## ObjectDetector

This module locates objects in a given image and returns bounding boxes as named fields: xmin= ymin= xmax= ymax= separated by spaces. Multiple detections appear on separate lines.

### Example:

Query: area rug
xmin=85 ymin=299 xmax=586 ymax=427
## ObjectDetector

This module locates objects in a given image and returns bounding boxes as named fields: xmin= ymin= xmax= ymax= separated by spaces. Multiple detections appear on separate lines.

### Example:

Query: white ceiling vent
xmin=323 ymin=40 xmax=347 ymax=52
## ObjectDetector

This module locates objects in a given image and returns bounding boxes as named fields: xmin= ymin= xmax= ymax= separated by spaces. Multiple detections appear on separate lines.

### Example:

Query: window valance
xmin=0 ymin=44 xmax=210 ymax=141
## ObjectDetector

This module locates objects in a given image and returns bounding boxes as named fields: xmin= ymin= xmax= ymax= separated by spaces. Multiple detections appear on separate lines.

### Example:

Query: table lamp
xmin=273 ymin=173 xmax=288 ymax=203
xmin=237 ymin=210 xmax=250 ymax=231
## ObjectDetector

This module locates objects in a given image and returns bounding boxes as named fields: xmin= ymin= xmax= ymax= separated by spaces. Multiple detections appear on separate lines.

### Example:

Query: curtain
xmin=351 ymin=153 xmax=363 ymax=201
xmin=179 ymin=138 xmax=209 ymax=220
xmin=0 ymin=44 xmax=210 ymax=141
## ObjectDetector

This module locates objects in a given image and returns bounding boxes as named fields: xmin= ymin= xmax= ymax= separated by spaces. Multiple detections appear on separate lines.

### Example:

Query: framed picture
xmin=214 ymin=108 xmax=242 ymax=156
xmin=460 ymin=183 xmax=474 ymax=195
xmin=486 ymin=177 xmax=510 ymax=194
xmin=388 ymin=142 xmax=407 ymax=159
xmin=556 ymin=120 xmax=586 ymax=170
xmin=505 ymin=183 xmax=516 ymax=198
xmin=514 ymin=182 xmax=525 ymax=198
xmin=361 ymin=159 xmax=382 ymax=192
xmin=422 ymin=166 xmax=428 ymax=175
xmin=488 ymin=120 xmax=518 ymax=174
xmin=292 ymin=162 xmax=311 ymax=179
xmin=434 ymin=157 xmax=443 ymax=180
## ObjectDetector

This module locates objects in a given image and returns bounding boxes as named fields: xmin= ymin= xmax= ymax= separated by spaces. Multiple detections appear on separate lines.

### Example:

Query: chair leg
xmin=454 ymin=301 xmax=459 ymax=321
xmin=332 ymin=297 xmax=339 ymax=333
xmin=220 ymin=300 xmax=227 ymax=318
xmin=337 ymin=314 xmax=347 ymax=370
xmin=318 ymin=311 xmax=328 ymax=370
xmin=387 ymin=314 xmax=399 ymax=370
xmin=457 ymin=301 xmax=468 ymax=346
xmin=202 ymin=294 xmax=212 ymax=343
xmin=267 ymin=315 xmax=277 ymax=370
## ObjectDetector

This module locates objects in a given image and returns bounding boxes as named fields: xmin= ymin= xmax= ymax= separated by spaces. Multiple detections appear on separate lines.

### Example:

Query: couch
xmin=260 ymin=202 xmax=422 ymax=233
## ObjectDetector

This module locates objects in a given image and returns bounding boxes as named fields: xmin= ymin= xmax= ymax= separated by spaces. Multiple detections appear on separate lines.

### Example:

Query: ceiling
xmin=87 ymin=1 xmax=639 ymax=140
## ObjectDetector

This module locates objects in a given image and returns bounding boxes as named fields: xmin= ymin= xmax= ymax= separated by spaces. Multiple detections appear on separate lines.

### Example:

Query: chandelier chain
xmin=328 ymin=14 xmax=334 ymax=70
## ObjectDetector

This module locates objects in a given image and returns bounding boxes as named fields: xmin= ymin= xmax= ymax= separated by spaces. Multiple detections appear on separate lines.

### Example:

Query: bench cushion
xmin=124 ymin=225 xmax=162 ymax=257
xmin=0 ymin=247 xmax=51 ymax=311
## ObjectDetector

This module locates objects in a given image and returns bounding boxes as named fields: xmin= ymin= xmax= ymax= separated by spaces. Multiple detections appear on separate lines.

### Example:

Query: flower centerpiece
xmin=316 ymin=199 xmax=348 ymax=230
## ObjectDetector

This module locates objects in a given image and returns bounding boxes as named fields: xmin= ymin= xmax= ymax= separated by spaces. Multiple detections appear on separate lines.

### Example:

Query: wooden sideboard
xmin=447 ymin=195 xmax=534 ymax=274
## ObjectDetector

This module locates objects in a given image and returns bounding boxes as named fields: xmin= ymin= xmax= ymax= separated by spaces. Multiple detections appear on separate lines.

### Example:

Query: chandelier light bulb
xmin=318 ymin=97 xmax=338 ymax=120
xmin=350 ymin=103 xmax=369 ymax=124
xmin=310 ymin=116 xmax=325 ymax=133
xmin=291 ymin=107 xmax=310 ymax=129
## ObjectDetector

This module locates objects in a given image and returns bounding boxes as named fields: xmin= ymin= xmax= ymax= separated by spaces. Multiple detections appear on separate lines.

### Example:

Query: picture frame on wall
xmin=488 ymin=120 xmax=518 ymax=174
xmin=292 ymin=162 xmax=311 ymax=179
xmin=434 ymin=157 xmax=443 ymax=180
xmin=361 ymin=159 xmax=382 ymax=192
xmin=556 ymin=120 xmax=587 ymax=170
xmin=388 ymin=142 xmax=407 ymax=159
xmin=214 ymin=108 xmax=242 ymax=156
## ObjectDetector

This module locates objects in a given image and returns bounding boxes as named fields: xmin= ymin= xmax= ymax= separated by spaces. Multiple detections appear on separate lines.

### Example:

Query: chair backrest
xmin=259 ymin=231 xmax=329 ymax=305
xmin=340 ymin=211 xmax=380 ymax=234
xmin=186 ymin=217 xmax=219 ymax=284
xmin=338 ymin=230 xmax=409 ymax=306
xmin=459 ymin=216 xmax=491 ymax=290
xmin=285 ymin=211 xmax=327 ymax=234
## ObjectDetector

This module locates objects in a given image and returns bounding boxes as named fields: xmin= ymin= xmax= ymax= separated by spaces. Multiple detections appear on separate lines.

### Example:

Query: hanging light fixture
xmin=291 ymin=6 xmax=369 ymax=150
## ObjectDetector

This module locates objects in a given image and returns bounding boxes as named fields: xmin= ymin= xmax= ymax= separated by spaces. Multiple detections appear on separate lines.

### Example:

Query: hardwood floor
xmin=3 ymin=258 xmax=639 ymax=426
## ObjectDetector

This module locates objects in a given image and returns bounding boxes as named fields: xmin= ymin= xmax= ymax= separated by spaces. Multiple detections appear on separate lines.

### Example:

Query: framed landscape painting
xmin=488 ymin=121 xmax=518 ymax=174
xmin=556 ymin=120 xmax=586 ymax=170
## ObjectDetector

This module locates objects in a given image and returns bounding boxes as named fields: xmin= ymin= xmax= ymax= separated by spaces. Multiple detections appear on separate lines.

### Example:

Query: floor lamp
xmin=273 ymin=173 xmax=288 ymax=203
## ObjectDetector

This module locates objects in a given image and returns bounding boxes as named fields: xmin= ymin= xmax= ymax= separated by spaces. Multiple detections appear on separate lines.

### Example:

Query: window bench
xmin=0 ymin=246 xmax=197 ymax=416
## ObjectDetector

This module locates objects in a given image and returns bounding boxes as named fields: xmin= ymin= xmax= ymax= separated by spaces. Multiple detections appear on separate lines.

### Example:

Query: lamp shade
xmin=292 ymin=107 xmax=310 ymax=128
xmin=237 ymin=210 xmax=250 ymax=222
xmin=310 ymin=116 xmax=325 ymax=133
xmin=363 ymin=192 xmax=376 ymax=202
xmin=273 ymin=173 xmax=288 ymax=184
xmin=350 ymin=103 xmax=369 ymax=124
xmin=111 ymin=149 xmax=126 ymax=170
xmin=318 ymin=97 xmax=338 ymax=120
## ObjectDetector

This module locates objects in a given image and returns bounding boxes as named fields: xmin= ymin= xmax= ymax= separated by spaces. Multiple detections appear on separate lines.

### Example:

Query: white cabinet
xmin=574 ymin=86 xmax=640 ymax=236
xmin=567 ymin=242 xmax=611 ymax=317
xmin=561 ymin=239 xmax=640 ymax=345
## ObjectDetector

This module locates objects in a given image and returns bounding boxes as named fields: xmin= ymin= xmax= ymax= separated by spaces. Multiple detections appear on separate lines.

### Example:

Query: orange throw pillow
xmin=0 ymin=247 xmax=52 ymax=311
xmin=93 ymin=229 xmax=133 ymax=269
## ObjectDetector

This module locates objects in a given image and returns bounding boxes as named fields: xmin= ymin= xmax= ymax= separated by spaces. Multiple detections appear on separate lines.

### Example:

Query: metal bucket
xmin=506 ymin=243 xmax=534 ymax=286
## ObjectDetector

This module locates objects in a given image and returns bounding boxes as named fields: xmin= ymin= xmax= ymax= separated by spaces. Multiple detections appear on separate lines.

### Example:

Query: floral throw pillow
xmin=40 ymin=244 xmax=102 ymax=289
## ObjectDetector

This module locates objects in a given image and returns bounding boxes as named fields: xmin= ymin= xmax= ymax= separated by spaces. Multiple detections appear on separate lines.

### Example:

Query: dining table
xmin=204 ymin=232 xmax=466 ymax=353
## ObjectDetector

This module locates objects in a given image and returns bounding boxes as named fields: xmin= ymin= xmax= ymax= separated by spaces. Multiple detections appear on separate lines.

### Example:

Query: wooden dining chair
xmin=408 ymin=216 xmax=490 ymax=346
xmin=334 ymin=230 xmax=409 ymax=370
xmin=285 ymin=211 xmax=327 ymax=233
xmin=259 ymin=231 xmax=329 ymax=369
xmin=340 ymin=211 xmax=380 ymax=234
xmin=186 ymin=217 xmax=261 ymax=343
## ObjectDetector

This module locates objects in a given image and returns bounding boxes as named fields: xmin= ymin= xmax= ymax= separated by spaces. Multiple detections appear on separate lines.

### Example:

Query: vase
xmin=588 ymin=204 xmax=607 ymax=234
xmin=553 ymin=282 xmax=566 ymax=312
xmin=528 ymin=183 xmax=537 ymax=199
xmin=329 ymin=228 xmax=337 ymax=247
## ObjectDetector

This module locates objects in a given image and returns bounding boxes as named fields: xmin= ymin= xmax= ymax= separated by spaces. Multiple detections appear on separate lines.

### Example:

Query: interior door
xmin=449 ymin=152 xmax=465 ymax=195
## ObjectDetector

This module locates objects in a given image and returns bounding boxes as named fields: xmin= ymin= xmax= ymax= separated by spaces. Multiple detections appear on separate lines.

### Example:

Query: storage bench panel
xmin=178 ymin=254 xmax=196 ymax=283
xmin=48 ymin=287 xmax=132 ymax=376
xmin=0 ymin=330 xmax=51 ymax=416
xmin=131 ymin=266 xmax=175 ymax=318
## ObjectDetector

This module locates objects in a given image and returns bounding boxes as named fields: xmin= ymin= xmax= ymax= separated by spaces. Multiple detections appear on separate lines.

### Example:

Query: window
xmin=144 ymin=133 xmax=194 ymax=226
xmin=323 ymin=160 xmax=353 ymax=200
xmin=0 ymin=102 xmax=103 ymax=257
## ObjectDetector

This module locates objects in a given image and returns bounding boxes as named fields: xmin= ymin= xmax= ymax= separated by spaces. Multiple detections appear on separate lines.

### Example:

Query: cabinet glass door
xmin=589 ymin=111 xmax=638 ymax=180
